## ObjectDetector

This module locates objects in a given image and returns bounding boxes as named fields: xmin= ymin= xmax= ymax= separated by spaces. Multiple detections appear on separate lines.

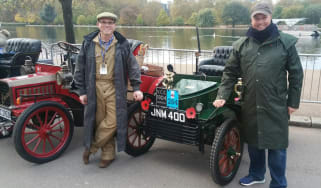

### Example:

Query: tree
xmin=281 ymin=5 xmax=304 ymax=18
xmin=173 ymin=17 xmax=185 ymax=26
xmin=222 ymin=1 xmax=250 ymax=27
xmin=187 ymin=12 xmax=198 ymax=26
xmin=304 ymin=4 xmax=321 ymax=24
xmin=170 ymin=0 xmax=194 ymax=22
xmin=197 ymin=8 xmax=215 ymax=27
xmin=40 ymin=4 xmax=57 ymax=24
xmin=58 ymin=0 xmax=75 ymax=43
xmin=119 ymin=6 xmax=139 ymax=25
xmin=156 ymin=9 xmax=170 ymax=26
xmin=273 ymin=6 xmax=283 ymax=19
xmin=76 ymin=15 xmax=86 ymax=25
xmin=136 ymin=14 xmax=144 ymax=26
xmin=142 ymin=2 xmax=162 ymax=26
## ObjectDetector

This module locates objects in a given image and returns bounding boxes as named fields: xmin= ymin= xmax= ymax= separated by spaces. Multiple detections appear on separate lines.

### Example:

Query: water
xmin=2 ymin=25 xmax=321 ymax=54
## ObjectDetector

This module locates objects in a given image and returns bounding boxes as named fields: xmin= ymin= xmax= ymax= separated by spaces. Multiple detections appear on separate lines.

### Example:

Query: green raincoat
xmin=217 ymin=32 xmax=303 ymax=149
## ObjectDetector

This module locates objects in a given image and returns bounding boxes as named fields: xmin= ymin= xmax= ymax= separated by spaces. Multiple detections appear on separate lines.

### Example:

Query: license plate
xmin=150 ymin=105 xmax=185 ymax=123
xmin=156 ymin=88 xmax=179 ymax=109
xmin=0 ymin=107 xmax=11 ymax=121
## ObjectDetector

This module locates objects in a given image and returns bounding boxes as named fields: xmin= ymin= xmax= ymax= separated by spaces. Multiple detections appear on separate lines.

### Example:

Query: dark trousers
xmin=248 ymin=145 xmax=287 ymax=188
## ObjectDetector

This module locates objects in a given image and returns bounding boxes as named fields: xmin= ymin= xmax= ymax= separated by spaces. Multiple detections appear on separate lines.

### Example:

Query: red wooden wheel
xmin=218 ymin=127 xmax=241 ymax=177
xmin=125 ymin=102 xmax=155 ymax=157
xmin=14 ymin=101 xmax=74 ymax=163
xmin=210 ymin=118 xmax=244 ymax=185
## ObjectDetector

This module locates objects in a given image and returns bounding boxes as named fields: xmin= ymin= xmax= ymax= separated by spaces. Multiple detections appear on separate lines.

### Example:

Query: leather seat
xmin=198 ymin=46 xmax=233 ymax=76
xmin=0 ymin=38 xmax=41 ymax=78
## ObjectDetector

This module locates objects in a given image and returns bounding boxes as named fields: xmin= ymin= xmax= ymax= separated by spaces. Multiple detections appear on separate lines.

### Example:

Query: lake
xmin=2 ymin=25 xmax=321 ymax=54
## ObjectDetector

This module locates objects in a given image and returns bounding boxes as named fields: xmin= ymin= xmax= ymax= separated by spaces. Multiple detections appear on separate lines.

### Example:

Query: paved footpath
xmin=290 ymin=103 xmax=321 ymax=128
xmin=0 ymin=126 xmax=320 ymax=188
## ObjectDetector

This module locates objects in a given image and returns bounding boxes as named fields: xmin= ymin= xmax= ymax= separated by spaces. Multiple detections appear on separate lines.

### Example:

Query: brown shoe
xmin=99 ymin=159 xmax=114 ymax=168
xmin=82 ymin=149 xmax=91 ymax=165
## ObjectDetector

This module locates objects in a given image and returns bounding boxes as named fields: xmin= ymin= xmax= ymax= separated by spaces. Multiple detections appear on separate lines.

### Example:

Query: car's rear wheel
xmin=13 ymin=101 xmax=74 ymax=163
xmin=125 ymin=102 xmax=155 ymax=157
xmin=210 ymin=118 xmax=243 ymax=185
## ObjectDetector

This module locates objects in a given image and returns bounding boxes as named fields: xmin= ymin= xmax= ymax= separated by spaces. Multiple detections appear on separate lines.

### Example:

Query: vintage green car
xmin=125 ymin=63 xmax=244 ymax=185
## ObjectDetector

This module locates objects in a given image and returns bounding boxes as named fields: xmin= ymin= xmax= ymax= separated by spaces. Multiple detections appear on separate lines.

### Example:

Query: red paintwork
xmin=35 ymin=63 xmax=61 ymax=73
xmin=140 ymin=74 xmax=163 ymax=94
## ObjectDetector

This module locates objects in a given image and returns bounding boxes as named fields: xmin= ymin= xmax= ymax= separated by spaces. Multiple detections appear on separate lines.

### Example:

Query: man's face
xmin=251 ymin=13 xmax=272 ymax=31
xmin=97 ymin=18 xmax=116 ymax=36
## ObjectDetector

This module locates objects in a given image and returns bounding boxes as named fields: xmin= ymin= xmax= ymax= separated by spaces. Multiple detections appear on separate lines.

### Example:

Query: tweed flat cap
xmin=97 ymin=12 xmax=117 ymax=21
xmin=251 ymin=2 xmax=272 ymax=18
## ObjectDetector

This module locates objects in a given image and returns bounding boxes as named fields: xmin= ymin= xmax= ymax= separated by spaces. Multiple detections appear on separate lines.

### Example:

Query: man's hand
xmin=79 ymin=95 xmax=88 ymax=105
xmin=288 ymin=107 xmax=297 ymax=115
xmin=213 ymin=99 xmax=226 ymax=108
xmin=133 ymin=90 xmax=143 ymax=101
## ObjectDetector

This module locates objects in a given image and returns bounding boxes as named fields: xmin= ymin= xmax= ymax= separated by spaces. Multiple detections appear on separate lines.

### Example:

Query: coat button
xmin=257 ymin=52 xmax=260 ymax=55
xmin=256 ymin=79 xmax=259 ymax=82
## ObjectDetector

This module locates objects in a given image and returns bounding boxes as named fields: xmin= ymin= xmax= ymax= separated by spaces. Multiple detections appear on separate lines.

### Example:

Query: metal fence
xmin=144 ymin=48 xmax=321 ymax=104
xmin=39 ymin=44 xmax=321 ymax=104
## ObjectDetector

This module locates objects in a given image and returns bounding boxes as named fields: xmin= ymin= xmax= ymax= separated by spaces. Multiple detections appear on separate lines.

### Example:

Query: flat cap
xmin=251 ymin=2 xmax=272 ymax=18
xmin=97 ymin=12 xmax=117 ymax=21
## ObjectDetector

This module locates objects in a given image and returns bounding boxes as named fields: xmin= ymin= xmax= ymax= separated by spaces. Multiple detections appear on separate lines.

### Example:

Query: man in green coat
xmin=213 ymin=2 xmax=303 ymax=188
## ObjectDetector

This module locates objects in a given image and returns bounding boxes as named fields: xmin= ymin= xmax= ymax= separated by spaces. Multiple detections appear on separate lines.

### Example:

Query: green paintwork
xmin=168 ymin=74 xmax=240 ymax=131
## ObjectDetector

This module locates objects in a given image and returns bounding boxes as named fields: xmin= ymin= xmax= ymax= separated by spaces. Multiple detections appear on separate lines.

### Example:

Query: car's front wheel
xmin=13 ymin=101 xmax=74 ymax=163
xmin=210 ymin=118 xmax=243 ymax=185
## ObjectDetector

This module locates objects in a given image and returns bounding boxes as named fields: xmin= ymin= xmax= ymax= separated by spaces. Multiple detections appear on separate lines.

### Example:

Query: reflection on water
xmin=2 ymin=25 xmax=321 ymax=54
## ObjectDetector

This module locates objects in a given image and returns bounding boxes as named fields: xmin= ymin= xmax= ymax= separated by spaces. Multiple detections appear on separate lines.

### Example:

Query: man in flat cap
xmin=74 ymin=12 xmax=143 ymax=168
xmin=213 ymin=1 xmax=303 ymax=187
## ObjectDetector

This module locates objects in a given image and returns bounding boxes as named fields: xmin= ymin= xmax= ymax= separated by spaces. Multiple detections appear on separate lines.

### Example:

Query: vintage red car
xmin=0 ymin=41 xmax=163 ymax=164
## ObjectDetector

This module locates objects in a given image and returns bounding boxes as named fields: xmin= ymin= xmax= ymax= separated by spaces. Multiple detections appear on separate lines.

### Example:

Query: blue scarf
xmin=246 ymin=23 xmax=279 ymax=43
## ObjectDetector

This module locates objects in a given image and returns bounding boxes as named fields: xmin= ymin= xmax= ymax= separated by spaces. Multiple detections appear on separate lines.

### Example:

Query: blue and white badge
xmin=166 ymin=89 xmax=179 ymax=109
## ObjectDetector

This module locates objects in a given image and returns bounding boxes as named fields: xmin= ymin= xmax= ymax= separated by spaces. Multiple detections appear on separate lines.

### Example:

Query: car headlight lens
xmin=195 ymin=103 xmax=203 ymax=113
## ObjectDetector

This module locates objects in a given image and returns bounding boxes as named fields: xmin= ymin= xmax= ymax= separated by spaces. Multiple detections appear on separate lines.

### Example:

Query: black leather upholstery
xmin=199 ymin=46 xmax=233 ymax=76
xmin=0 ymin=38 xmax=41 ymax=78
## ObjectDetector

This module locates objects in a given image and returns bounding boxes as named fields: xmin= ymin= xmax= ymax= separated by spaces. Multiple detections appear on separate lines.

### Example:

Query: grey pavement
xmin=0 ymin=126 xmax=321 ymax=188
xmin=289 ymin=103 xmax=321 ymax=128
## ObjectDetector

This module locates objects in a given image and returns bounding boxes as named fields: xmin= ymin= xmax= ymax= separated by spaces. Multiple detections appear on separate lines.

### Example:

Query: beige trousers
xmin=90 ymin=80 xmax=117 ymax=160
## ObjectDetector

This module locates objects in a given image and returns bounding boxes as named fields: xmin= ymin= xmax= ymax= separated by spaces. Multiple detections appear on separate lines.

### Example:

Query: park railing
xmin=39 ymin=44 xmax=321 ymax=104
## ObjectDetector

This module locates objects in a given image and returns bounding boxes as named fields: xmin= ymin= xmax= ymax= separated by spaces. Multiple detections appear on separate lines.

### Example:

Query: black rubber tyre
xmin=125 ymin=102 xmax=155 ymax=157
xmin=210 ymin=118 xmax=244 ymax=185
xmin=13 ymin=101 xmax=74 ymax=164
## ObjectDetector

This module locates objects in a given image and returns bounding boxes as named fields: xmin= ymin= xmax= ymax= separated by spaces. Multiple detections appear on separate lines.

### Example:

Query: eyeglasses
xmin=99 ymin=21 xmax=115 ymax=25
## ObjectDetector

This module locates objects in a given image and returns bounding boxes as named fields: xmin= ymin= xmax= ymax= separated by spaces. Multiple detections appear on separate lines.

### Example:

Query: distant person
xmin=0 ymin=29 xmax=10 ymax=53
xmin=74 ymin=12 xmax=143 ymax=168
xmin=213 ymin=2 xmax=303 ymax=188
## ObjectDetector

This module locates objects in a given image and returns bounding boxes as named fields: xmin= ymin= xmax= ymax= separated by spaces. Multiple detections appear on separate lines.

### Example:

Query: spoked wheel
xmin=14 ymin=101 xmax=74 ymax=163
xmin=210 ymin=118 xmax=243 ymax=185
xmin=125 ymin=102 xmax=155 ymax=157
